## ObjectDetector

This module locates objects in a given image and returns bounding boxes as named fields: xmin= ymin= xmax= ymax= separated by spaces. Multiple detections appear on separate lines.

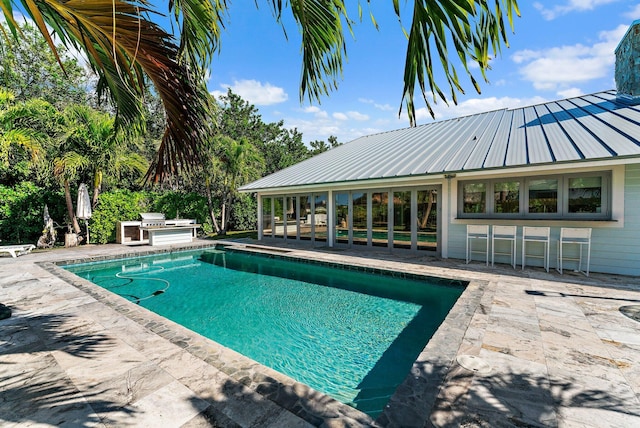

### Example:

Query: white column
xmin=295 ymin=195 xmax=301 ymax=240
xmin=442 ymin=180 xmax=452 ymax=258
xmin=257 ymin=193 xmax=263 ymax=241
xmin=411 ymin=189 xmax=418 ymax=251
xmin=367 ymin=191 xmax=372 ymax=246
xmin=387 ymin=189 xmax=394 ymax=250
xmin=327 ymin=190 xmax=334 ymax=247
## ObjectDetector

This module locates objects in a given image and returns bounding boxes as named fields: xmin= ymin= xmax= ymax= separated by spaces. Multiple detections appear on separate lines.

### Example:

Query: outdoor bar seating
xmin=522 ymin=226 xmax=550 ymax=273
xmin=491 ymin=225 xmax=517 ymax=269
xmin=557 ymin=227 xmax=592 ymax=276
xmin=466 ymin=224 xmax=489 ymax=265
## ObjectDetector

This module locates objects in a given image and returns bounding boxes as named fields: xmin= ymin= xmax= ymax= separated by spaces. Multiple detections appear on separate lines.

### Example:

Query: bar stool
xmin=492 ymin=225 xmax=517 ymax=269
xmin=522 ymin=226 xmax=550 ymax=272
xmin=557 ymin=227 xmax=592 ymax=276
xmin=466 ymin=225 xmax=489 ymax=265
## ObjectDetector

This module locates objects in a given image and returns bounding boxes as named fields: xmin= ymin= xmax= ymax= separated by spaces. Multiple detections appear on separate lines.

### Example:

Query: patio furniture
xmin=557 ymin=227 xmax=592 ymax=276
xmin=466 ymin=224 xmax=489 ymax=265
xmin=0 ymin=244 xmax=35 ymax=258
xmin=522 ymin=226 xmax=550 ymax=272
xmin=492 ymin=225 xmax=517 ymax=269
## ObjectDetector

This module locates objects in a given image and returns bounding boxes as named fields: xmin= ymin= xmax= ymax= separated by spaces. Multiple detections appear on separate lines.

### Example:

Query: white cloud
xmin=210 ymin=79 xmax=288 ymax=105
xmin=358 ymin=97 xmax=394 ymax=111
xmin=303 ymin=106 xmax=328 ymax=118
xmin=416 ymin=95 xmax=549 ymax=121
xmin=557 ymin=87 xmax=584 ymax=98
xmin=512 ymin=24 xmax=627 ymax=91
xmin=534 ymin=0 xmax=621 ymax=21
xmin=624 ymin=4 xmax=640 ymax=19
xmin=347 ymin=111 xmax=369 ymax=121
xmin=332 ymin=111 xmax=370 ymax=121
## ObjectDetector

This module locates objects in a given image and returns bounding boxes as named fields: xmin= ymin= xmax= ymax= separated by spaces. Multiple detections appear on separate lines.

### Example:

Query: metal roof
xmin=240 ymin=90 xmax=640 ymax=192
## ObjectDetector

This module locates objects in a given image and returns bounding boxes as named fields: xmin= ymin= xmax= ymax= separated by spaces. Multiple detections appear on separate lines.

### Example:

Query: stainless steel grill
xmin=139 ymin=212 xmax=166 ymax=228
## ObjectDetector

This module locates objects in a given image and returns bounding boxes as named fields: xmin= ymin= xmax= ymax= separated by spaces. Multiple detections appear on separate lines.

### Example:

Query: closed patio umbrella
xmin=76 ymin=183 xmax=92 ymax=244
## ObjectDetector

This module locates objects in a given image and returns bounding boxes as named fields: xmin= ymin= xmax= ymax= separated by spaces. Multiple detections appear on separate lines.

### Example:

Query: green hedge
xmin=90 ymin=190 xmax=151 ymax=244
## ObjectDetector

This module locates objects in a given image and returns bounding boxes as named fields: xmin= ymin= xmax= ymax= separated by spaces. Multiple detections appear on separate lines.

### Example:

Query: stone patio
xmin=1 ymin=239 xmax=639 ymax=427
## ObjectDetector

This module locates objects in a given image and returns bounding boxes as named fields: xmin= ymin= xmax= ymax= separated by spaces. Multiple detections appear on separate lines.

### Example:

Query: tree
xmin=310 ymin=135 xmax=341 ymax=156
xmin=1 ymin=1 xmax=519 ymax=181
xmin=53 ymin=105 xmax=148 ymax=236
xmin=203 ymin=135 xmax=264 ymax=235
xmin=0 ymin=23 xmax=92 ymax=109
xmin=0 ymin=91 xmax=62 ymax=186
xmin=214 ymin=90 xmax=311 ymax=175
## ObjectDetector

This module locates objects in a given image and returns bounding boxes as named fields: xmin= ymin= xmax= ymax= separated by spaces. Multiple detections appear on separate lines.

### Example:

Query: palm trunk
xmin=92 ymin=171 xmax=102 ymax=209
xmin=419 ymin=190 xmax=434 ymax=229
xmin=220 ymin=200 xmax=227 ymax=235
xmin=64 ymin=180 xmax=82 ymax=235
xmin=205 ymin=179 xmax=221 ymax=234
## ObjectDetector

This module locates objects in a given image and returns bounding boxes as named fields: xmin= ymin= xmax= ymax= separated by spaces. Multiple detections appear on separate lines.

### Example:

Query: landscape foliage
xmin=0 ymin=23 xmax=339 ymax=246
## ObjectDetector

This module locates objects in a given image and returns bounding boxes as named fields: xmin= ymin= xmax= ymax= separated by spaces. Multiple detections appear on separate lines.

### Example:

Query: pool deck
xmin=1 ymin=239 xmax=639 ymax=427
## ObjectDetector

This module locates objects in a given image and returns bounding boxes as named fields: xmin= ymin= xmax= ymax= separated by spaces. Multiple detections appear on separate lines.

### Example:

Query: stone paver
xmin=1 ymin=239 xmax=639 ymax=427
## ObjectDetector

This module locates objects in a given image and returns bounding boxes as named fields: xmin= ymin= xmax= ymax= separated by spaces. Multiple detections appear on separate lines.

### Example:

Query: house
xmin=240 ymin=21 xmax=640 ymax=276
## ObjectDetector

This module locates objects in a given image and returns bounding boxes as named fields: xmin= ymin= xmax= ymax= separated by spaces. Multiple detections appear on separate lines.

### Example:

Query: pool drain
xmin=456 ymin=355 xmax=491 ymax=374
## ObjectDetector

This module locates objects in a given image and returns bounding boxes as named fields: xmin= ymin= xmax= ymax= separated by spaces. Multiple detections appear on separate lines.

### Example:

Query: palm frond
xmin=8 ymin=0 xmax=215 ymax=181
xmin=271 ymin=0 xmax=351 ymax=103
xmin=399 ymin=0 xmax=519 ymax=125
xmin=169 ymin=0 xmax=227 ymax=76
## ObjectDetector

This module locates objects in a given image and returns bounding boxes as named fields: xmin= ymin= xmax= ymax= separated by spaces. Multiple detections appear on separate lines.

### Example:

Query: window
xmin=458 ymin=171 xmax=610 ymax=219
xmin=568 ymin=176 xmax=602 ymax=214
xmin=393 ymin=191 xmax=411 ymax=249
xmin=352 ymin=192 xmax=367 ymax=245
xmin=494 ymin=181 xmax=520 ymax=213
xmin=462 ymin=183 xmax=486 ymax=214
xmin=313 ymin=193 xmax=328 ymax=242
xmin=417 ymin=189 xmax=437 ymax=251
xmin=371 ymin=192 xmax=388 ymax=247
xmin=262 ymin=197 xmax=272 ymax=237
xmin=335 ymin=193 xmax=349 ymax=244
xmin=528 ymin=179 xmax=558 ymax=214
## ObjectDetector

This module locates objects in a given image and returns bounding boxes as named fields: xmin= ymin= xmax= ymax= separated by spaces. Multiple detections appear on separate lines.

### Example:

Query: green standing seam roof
xmin=240 ymin=90 xmax=640 ymax=192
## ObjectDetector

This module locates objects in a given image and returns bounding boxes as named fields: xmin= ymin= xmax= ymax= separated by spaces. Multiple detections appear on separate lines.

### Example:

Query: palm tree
xmin=1 ymin=1 xmax=519 ymax=181
xmin=0 ymin=91 xmax=60 ymax=185
xmin=204 ymin=135 xmax=264 ymax=235
xmin=61 ymin=105 xmax=148 ymax=209
xmin=54 ymin=105 xmax=148 ymax=237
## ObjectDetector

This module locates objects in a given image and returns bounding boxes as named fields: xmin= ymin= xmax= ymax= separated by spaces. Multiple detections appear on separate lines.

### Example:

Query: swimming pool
xmin=63 ymin=246 xmax=465 ymax=418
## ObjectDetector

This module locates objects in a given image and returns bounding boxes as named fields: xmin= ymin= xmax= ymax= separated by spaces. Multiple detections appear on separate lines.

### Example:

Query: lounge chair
xmin=0 ymin=244 xmax=36 ymax=258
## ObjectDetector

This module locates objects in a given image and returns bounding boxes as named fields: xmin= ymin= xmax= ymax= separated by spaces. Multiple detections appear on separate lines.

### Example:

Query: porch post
xmin=257 ymin=193 xmax=263 ymax=241
xmin=327 ymin=190 xmax=334 ymax=247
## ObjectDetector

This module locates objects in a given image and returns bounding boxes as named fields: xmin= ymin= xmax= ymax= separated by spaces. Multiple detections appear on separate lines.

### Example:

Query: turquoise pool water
xmin=63 ymin=248 xmax=464 ymax=418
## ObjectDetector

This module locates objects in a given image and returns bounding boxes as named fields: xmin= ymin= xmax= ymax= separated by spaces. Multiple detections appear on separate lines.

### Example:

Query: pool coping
xmin=42 ymin=241 xmax=486 ymax=427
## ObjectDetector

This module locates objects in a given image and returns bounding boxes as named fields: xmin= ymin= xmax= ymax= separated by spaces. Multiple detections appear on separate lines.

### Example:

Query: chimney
xmin=616 ymin=20 xmax=640 ymax=105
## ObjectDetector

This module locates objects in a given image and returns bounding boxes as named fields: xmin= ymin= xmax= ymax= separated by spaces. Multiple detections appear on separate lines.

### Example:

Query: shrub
xmin=91 ymin=190 xmax=150 ymax=244
xmin=229 ymin=193 xmax=257 ymax=231
xmin=149 ymin=191 xmax=212 ymax=234
xmin=0 ymin=182 xmax=65 ymax=244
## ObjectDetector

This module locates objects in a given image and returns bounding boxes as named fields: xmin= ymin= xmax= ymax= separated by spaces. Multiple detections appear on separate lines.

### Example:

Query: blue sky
xmin=4 ymin=1 xmax=637 ymax=145
xmin=204 ymin=1 xmax=639 ymax=145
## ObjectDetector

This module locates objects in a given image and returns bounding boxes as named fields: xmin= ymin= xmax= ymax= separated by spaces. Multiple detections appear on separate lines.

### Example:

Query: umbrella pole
xmin=86 ymin=220 xmax=90 ymax=244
